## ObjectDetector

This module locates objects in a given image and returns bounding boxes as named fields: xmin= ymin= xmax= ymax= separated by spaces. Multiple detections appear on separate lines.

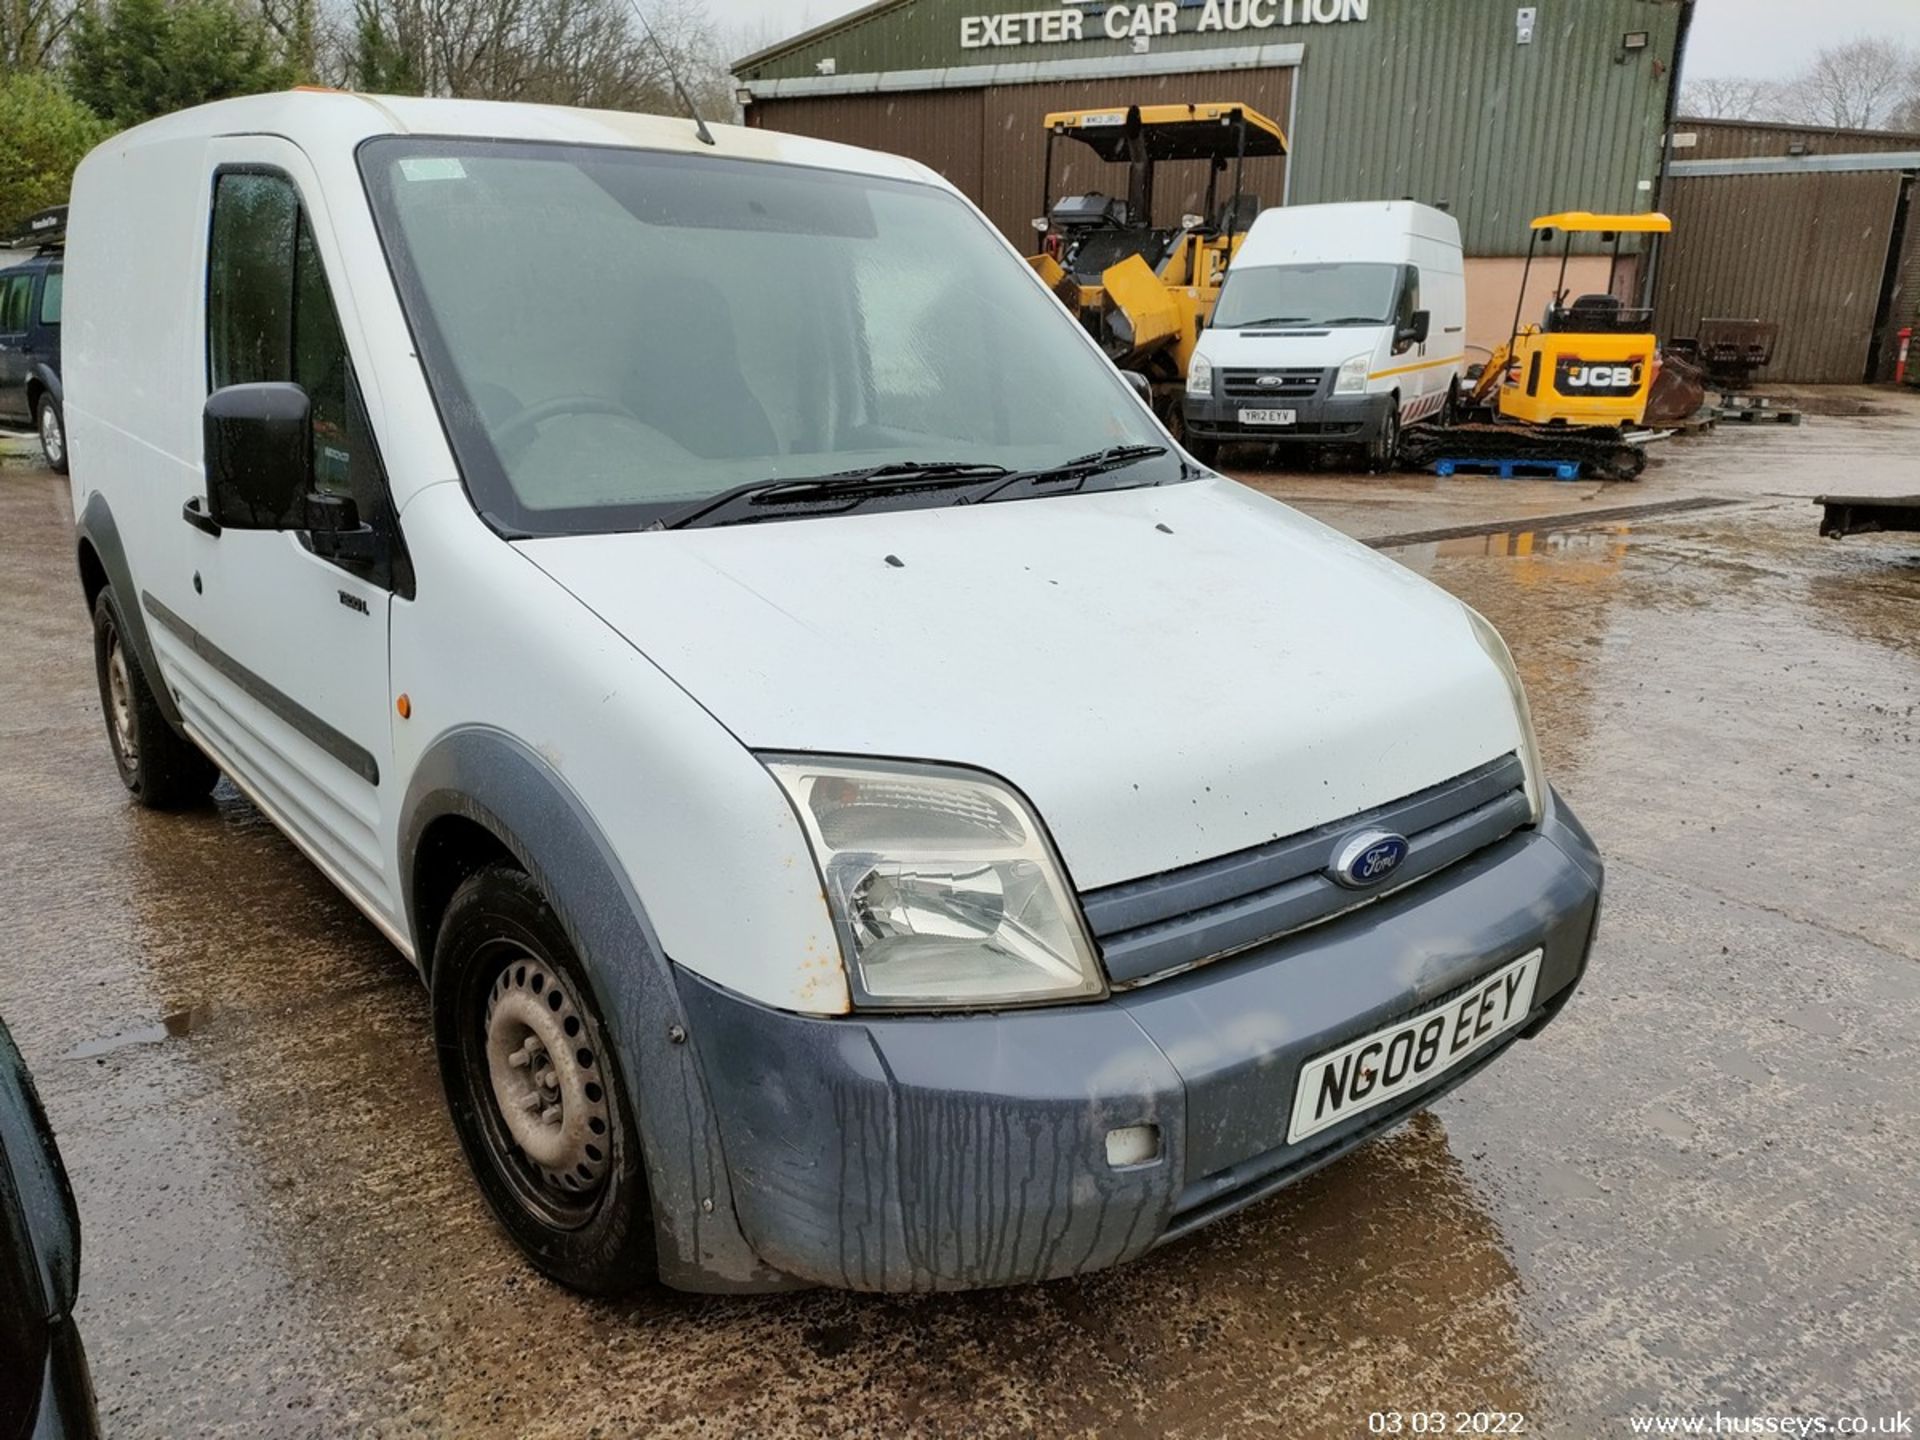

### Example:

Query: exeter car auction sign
xmin=960 ymin=0 xmax=1368 ymax=50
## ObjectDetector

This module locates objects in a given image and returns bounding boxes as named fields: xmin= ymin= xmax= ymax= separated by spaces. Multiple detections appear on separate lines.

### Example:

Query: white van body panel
xmin=394 ymin=482 xmax=851 ymax=1012
xmin=1188 ymin=200 xmax=1468 ymax=441
xmin=520 ymin=477 xmax=1521 ymax=890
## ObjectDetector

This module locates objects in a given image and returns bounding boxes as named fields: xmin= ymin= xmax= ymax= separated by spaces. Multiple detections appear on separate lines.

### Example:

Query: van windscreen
xmin=358 ymin=138 xmax=1175 ymax=535
xmin=1211 ymin=262 xmax=1406 ymax=331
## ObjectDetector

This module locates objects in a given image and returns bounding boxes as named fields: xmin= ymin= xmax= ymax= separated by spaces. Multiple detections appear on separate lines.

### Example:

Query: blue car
xmin=0 ymin=207 xmax=66 ymax=474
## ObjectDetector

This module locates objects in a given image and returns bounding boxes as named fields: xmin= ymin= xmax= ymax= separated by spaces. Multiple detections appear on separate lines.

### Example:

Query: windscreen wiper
xmin=967 ymin=444 xmax=1170 ymax=505
xmin=1228 ymin=315 xmax=1311 ymax=327
xmin=1319 ymin=315 xmax=1390 ymax=326
xmin=649 ymin=461 xmax=1010 ymax=531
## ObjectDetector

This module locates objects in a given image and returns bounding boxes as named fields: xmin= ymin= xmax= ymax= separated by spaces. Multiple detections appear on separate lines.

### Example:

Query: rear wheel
xmin=433 ymin=864 xmax=657 ymax=1295
xmin=36 ymin=394 xmax=67 ymax=475
xmin=92 ymin=590 xmax=219 ymax=808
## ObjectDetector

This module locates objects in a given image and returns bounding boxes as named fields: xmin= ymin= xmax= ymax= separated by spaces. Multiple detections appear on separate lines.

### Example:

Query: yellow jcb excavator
xmin=1407 ymin=210 xmax=1673 ymax=480
xmin=1026 ymin=102 xmax=1288 ymax=424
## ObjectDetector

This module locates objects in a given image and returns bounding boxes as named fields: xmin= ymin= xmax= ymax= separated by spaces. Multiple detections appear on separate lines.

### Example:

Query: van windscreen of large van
xmin=359 ymin=138 xmax=1176 ymax=535
xmin=1210 ymin=263 xmax=1406 ymax=331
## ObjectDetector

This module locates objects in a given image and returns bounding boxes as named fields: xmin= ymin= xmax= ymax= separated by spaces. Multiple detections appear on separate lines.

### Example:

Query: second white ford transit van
xmin=1184 ymin=200 xmax=1467 ymax=470
xmin=65 ymin=95 xmax=1598 ymax=1296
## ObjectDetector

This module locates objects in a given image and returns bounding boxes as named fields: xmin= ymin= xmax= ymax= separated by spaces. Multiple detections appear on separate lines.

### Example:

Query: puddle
xmin=64 ymin=1002 xmax=216 ymax=1059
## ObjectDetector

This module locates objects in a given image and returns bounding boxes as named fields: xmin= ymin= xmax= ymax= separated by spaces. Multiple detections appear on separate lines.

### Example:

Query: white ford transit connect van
xmin=65 ymin=94 xmax=1600 ymax=1295
xmin=1184 ymin=201 xmax=1467 ymax=470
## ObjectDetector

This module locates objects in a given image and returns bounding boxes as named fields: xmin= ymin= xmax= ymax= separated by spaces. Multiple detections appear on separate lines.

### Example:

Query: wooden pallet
xmin=1712 ymin=394 xmax=1802 ymax=425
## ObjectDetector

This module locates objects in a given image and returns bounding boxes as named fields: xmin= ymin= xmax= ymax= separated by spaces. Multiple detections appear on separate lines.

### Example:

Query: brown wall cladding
xmin=1674 ymin=117 xmax=1920 ymax=161
xmin=749 ymin=69 xmax=1292 ymax=246
xmin=1656 ymin=169 xmax=1907 ymax=383
xmin=744 ymin=90 xmax=987 ymax=196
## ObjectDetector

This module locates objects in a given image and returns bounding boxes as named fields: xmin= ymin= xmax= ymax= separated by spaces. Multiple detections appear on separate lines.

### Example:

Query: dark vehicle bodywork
xmin=0 ymin=1019 xmax=98 ymax=1440
xmin=0 ymin=206 xmax=65 ymax=438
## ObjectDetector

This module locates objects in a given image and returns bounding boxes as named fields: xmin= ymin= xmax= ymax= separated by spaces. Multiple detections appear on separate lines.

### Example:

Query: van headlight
xmin=1335 ymin=353 xmax=1372 ymax=395
xmin=764 ymin=757 xmax=1105 ymax=1010
xmin=1465 ymin=608 xmax=1546 ymax=823
xmin=1186 ymin=351 xmax=1214 ymax=397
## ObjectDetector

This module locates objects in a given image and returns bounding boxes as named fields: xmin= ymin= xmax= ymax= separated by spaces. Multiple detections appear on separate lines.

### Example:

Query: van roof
xmin=93 ymin=90 xmax=943 ymax=189
xmin=1235 ymin=200 xmax=1462 ymax=265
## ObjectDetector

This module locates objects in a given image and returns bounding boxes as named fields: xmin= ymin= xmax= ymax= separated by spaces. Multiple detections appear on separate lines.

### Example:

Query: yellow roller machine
xmin=1027 ymin=103 xmax=1287 ymax=422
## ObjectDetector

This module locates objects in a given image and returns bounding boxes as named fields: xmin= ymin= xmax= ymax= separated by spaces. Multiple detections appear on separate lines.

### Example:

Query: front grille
xmin=1214 ymin=418 xmax=1368 ymax=439
xmin=1081 ymin=755 xmax=1531 ymax=987
xmin=1221 ymin=366 xmax=1327 ymax=399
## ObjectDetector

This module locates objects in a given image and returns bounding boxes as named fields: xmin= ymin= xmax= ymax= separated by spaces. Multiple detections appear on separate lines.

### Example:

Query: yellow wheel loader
xmin=1026 ymin=103 xmax=1288 ymax=425
xmin=1407 ymin=211 xmax=1673 ymax=480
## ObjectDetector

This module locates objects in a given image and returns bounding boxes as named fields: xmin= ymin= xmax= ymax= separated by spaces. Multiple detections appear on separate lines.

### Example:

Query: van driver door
xmin=144 ymin=139 xmax=409 ymax=943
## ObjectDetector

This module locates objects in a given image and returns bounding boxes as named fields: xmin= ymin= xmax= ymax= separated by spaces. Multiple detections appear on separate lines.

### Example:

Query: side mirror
xmin=1121 ymin=369 xmax=1153 ymax=405
xmin=204 ymin=382 xmax=312 ymax=530
xmin=1399 ymin=309 xmax=1431 ymax=346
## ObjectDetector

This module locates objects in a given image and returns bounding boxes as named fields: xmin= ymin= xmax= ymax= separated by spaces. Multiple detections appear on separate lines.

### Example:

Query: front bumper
xmin=1184 ymin=391 xmax=1393 ymax=444
xmin=673 ymin=790 xmax=1602 ymax=1292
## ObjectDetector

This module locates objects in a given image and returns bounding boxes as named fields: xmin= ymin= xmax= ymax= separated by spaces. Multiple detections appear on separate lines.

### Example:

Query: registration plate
xmin=1286 ymin=951 xmax=1542 ymax=1144
xmin=1239 ymin=408 xmax=1296 ymax=426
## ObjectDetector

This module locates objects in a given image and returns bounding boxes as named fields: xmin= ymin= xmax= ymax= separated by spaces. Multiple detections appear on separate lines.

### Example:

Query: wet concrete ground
xmin=2 ymin=394 xmax=1918 ymax=1437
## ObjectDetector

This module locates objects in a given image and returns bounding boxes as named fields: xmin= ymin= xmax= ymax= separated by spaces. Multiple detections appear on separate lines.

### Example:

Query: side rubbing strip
xmin=141 ymin=590 xmax=380 ymax=786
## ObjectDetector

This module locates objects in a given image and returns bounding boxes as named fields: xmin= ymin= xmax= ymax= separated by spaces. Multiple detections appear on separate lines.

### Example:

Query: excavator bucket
xmin=1099 ymin=252 xmax=1182 ymax=364
xmin=1645 ymin=349 xmax=1708 ymax=427
xmin=1028 ymin=251 xmax=1066 ymax=288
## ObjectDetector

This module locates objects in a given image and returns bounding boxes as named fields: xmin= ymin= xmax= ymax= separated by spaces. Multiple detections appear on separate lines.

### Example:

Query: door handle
xmin=181 ymin=496 xmax=222 ymax=537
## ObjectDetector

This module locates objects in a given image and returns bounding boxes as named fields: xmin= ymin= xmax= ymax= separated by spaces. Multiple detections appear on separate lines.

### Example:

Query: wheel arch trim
xmin=28 ymin=363 xmax=62 ymax=409
xmin=76 ymin=492 xmax=184 ymax=731
xmin=399 ymin=725 xmax=797 ymax=1293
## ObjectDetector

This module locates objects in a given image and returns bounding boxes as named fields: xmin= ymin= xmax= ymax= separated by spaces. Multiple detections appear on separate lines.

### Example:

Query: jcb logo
xmin=1557 ymin=359 xmax=1643 ymax=395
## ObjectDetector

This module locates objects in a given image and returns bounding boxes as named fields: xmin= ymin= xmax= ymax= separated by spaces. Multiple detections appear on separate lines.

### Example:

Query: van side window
xmin=206 ymin=170 xmax=360 ymax=500
xmin=1397 ymin=267 xmax=1421 ymax=332
xmin=0 ymin=274 xmax=31 ymax=332
xmin=38 ymin=271 xmax=61 ymax=326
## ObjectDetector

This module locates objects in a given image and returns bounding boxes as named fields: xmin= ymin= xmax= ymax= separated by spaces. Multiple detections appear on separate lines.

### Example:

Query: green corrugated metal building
xmin=735 ymin=0 xmax=1691 ymax=349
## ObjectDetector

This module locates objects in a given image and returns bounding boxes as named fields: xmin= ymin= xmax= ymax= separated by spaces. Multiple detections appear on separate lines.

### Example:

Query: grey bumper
xmin=673 ymin=790 xmax=1602 ymax=1292
xmin=1184 ymin=391 xmax=1393 ymax=444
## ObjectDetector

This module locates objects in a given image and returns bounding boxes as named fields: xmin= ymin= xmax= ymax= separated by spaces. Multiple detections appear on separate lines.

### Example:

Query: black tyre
xmin=92 ymin=590 xmax=219 ymax=808
xmin=1366 ymin=404 xmax=1403 ymax=474
xmin=432 ymin=864 xmax=657 ymax=1295
xmin=36 ymin=393 xmax=68 ymax=475
xmin=1186 ymin=436 xmax=1221 ymax=468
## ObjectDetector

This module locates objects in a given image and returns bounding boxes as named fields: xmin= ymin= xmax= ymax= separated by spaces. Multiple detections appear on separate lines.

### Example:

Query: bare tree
xmin=1775 ymin=37 xmax=1915 ymax=130
xmin=0 ymin=0 xmax=83 ymax=70
xmin=1680 ymin=74 xmax=1785 ymax=122
xmin=340 ymin=0 xmax=726 ymax=114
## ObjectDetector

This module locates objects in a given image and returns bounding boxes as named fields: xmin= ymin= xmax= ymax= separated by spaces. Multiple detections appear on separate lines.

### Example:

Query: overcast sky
xmin=1685 ymin=0 xmax=1920 ymax=78
xmin=714 ymin=0 xmax=1920 ymax=73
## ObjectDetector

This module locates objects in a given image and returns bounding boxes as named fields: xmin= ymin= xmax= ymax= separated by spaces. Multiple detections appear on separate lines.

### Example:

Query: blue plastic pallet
xmin=1433 ymin=457 xmax=1583 ymax=480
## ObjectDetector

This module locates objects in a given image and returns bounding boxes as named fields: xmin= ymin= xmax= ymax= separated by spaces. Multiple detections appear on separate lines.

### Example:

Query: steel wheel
xmin=433 ymin=864 xmax=658 ymax=1293
xmin=105 ymin=625 xmax=138 ymax=770
xmin=38 ymin=398 xmax=65 ymax=471
xmin=473 ymin=942 xmax=613 ymax=1225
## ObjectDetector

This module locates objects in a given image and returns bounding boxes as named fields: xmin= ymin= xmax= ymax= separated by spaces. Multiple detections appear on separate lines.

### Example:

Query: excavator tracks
xmin=1401 ymin=422 xmax=1648 ymax=481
